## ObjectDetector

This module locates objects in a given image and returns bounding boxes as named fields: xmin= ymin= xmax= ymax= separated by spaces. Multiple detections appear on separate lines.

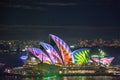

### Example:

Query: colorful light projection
xmin=72 ymin=48 xmax=90 ymax=64
xmin=27 ymin=48 xmax=51 ymax=63
xmin=20 ymin=55 xmax=28 ymax=61
xmin=39 ymin=42 xmax=63 ymax=64
xmin=91 ymin=57 xmax=99 ymax=63
xmin=49 ymin=34 xmax=72 ymax=65
xmin=20 ymin=53 xmax=28 ymax=61
xmin=100 ymin=57 xmax=114 ymax=65
xmin=92 ymin=57 xmax=114 ymax=66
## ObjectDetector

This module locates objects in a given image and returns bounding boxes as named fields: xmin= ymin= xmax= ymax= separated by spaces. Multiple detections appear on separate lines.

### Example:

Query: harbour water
xmin=0 ymin=75 xmax=120 ymax=80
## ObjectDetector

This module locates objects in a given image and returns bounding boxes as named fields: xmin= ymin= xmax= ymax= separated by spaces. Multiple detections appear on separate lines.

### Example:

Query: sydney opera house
xmin=23 ymin=34 xmax=114 ymax=67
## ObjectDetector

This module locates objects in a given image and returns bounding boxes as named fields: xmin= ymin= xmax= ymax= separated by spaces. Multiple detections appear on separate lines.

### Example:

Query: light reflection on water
xmin=1 ymin=76 xmax=120 ymax=80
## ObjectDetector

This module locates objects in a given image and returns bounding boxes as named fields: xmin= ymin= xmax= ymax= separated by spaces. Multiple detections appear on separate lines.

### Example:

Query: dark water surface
xmin=0 ymin=76 xmax=120 ymax=80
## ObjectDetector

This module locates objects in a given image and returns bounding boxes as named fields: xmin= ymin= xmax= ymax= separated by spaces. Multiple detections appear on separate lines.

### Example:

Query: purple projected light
xmin=99 ymin=57 xmax=114 ymax=65
xmin=20 ymin=55 xmax=28 ymax=61
xmin=39 ymin=42 xmax=62 ymax=64
xmin=92 ymin=57 xmax=114 ymax=65
xmin=92 ymin=57 xmax=100 ymax=62
xmin=27 ymin=48 xmax=51 ymax=62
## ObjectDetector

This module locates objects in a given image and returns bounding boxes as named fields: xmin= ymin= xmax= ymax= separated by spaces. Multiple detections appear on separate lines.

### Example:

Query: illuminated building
xmin=24 ymin=34 xmax=114 ymax=67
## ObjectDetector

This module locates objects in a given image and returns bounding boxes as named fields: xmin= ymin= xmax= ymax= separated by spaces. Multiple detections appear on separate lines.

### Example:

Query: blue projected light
xmin=20 ymin=55 xmax=28 ymax=61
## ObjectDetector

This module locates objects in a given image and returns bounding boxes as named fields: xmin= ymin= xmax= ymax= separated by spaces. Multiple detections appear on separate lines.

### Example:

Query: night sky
xmin=0 ymin=0 xmax=120 ymax=40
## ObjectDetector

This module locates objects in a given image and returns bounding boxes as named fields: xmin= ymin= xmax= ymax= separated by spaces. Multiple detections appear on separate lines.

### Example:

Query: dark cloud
xmin=0 ymin=0 xmax=120 ymax=40
xmin=38 ymin=2 xmax=77 ymax=6
xmin=0 ymin=2 xmax=45 ymax=10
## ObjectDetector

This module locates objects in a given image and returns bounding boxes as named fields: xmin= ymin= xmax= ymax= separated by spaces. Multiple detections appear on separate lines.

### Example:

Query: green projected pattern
xmin=72 ymin=49 xmax=90 ymax=64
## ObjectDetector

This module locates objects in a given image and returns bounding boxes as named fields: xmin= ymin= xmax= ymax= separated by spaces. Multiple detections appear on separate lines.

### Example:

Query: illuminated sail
xmin=49 ymin=34 xmax=72 ymax=65
xmin=39 ymin=42 xmax=63 ymax=64
xmin=92 ymin=57 xmax=114 ymax=66
xmin=27 ymin=48 xmax=51 ymax=63
xmin=72 ymin=48 xmax=90 ymax=64
xmin=99 ymin=57 xmax=114 ymax=65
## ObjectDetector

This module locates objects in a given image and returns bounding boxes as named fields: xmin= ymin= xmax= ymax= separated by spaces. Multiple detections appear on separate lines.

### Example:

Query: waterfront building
xmin=24 ymin=34 xmax=114 ymax=67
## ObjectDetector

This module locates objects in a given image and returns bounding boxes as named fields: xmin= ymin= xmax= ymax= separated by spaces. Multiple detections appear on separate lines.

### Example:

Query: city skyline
xmin=0 ymin=0 xmax=120 ymax=40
